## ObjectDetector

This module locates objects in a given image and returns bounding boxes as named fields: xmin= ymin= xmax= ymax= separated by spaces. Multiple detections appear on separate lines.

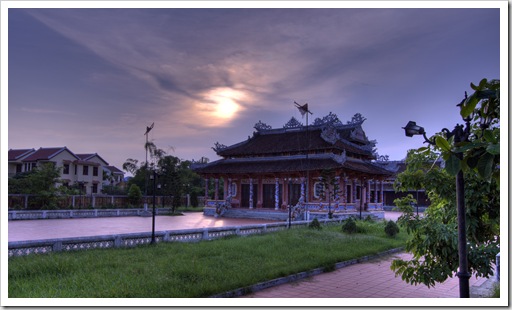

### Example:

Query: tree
xmin=434 ymin=79 xmax=499 ymax=181
xmin=8 ymin=163 xmax=62 ymax=209
xmin=123 ymin=142 xmax=205 ymax=211
xmin=390 ymin=79 xmax=500 ymax=288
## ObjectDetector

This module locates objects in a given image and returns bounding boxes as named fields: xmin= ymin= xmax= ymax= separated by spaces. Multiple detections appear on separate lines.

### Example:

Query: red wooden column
xmin=374 ymin=180 xmax=378 ymax=203
xmin=257 ymin=176 xmax=263 ymax=208
xmin=282 ymin=176 xmax=289 ymax=208
xmin=214 ymin=178 xmax=219 ymax=201
xmin=380 ymin=180 xmax=384 ymax=204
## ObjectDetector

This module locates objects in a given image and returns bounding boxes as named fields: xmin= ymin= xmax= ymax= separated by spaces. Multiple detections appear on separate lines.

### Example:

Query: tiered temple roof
xmin=194 ymin=114 xmax=393 ymax=178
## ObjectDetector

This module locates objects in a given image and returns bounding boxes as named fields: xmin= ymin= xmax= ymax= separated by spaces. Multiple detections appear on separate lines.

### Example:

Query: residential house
xmin=8 ymin=148 xmax=35 ymax=177
xmin=103 ymin=165 xmax=125 ymax=188
xmin=8 ymin=147 xmax=121 ymax=195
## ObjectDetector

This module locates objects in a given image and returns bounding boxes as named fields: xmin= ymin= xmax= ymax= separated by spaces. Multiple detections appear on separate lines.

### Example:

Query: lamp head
xmin=403 ymin=121 xmax=425 ymax=137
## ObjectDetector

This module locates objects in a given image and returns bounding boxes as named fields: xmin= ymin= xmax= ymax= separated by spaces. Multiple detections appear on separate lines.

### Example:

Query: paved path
xmin=8 ymin=212 xmax=277 ymax=242
xmin=241 ymin=252 xmax=494 ymax=299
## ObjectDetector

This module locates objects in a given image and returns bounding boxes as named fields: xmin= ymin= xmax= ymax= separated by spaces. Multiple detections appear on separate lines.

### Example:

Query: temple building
xmin=193 ymin=112 xmax=393 ymax=219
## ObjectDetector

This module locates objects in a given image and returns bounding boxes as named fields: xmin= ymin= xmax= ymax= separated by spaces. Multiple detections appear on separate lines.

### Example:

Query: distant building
xmin=8 ymin=147 xmax=124 ymax=195
xmin=376 ymin=160 xmax=430 ymax=207
xmin=103 ymin=165 xmax=126 ymax=188
xmin=193 ymin=113 xmax=393 ymax=217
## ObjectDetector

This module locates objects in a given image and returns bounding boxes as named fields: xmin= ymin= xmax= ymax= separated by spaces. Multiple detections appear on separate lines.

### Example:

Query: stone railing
xmin=8 ymin=194 xmax=204 ymax=210
xmin=205 ymin=200 xmax=383 ymax=212
xmin=8 ymin=218 xmax=358 ymax=257
xmin=8 ymin=208 xmax=174 ymax=221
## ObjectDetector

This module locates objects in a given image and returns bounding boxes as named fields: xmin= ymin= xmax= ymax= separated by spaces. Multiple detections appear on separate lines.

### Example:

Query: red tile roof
xmin=104 ymin=166 xmax=124 ymax=174
xmin=22 ymin=147 xmax=78 ymax=162
xmin=216 ymin=125 xmax=374 ymax=158
xmin=75 ymin=153 xmax=109 ymax=165
xmin=8 ymin=149 xmax=35 ymax=161
xmin=194 ymin=155 xmax=392 ymax=177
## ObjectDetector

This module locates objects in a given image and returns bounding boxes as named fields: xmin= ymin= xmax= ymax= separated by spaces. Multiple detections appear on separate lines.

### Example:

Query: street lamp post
xmin=288 ymin=178 xmax=292 ymax=229
xmin=403 ymin=119 xmax=471 ymax=298
xmin=402 ymin=92 xmax=494 ymax=298
xmin=150 ymin=169 xmax=157 ymax=245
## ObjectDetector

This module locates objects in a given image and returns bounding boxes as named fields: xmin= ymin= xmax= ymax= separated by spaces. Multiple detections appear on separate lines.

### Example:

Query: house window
xmin=93 ymin=166 xmax=98 ymax=176
xmin=75 ymin=165 xmax=77 ymax=174
xmin=92 ymin=184 xmax=98 ymax=194
xmin=313 ymin=182 xmax=325 ymax=199
xmin=24 ymin=162 xmax=36 ymax=172
xmin=16 ymin=164 xmax=22 ymax=173
xmin=83 ymin=166 xmax=89 ymax=176
xmin=63 ymin=164 xmax=70 ymax=174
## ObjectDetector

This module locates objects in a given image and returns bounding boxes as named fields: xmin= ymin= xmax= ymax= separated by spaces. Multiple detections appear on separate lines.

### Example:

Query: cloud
xmin=20 ymin=107 xmax=77 ymax=116
xmin=10 ymin=7 xmax=501 ymax=168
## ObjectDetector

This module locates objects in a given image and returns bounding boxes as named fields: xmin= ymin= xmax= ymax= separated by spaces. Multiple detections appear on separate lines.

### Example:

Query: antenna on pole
xmin=144 ymin=122 xmax=154 ymax=136
xmin=294 ymin=101 xmax=312 ymax=220
xmin=143 ymin=122 xmax=155 ymax=214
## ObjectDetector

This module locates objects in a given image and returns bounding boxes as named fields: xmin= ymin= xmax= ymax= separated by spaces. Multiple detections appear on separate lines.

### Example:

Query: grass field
xmin=9 ymin=220 xmax=407 ymax=298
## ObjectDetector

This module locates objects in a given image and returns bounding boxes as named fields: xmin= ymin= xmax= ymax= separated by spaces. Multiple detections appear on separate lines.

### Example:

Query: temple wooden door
xmin=289 ymin=184 xmax=301 ymax=206
xmin=262 ymin=184 xmax=282 ymax=209
xmin=241 ymin=184 xmax=258 ymax=208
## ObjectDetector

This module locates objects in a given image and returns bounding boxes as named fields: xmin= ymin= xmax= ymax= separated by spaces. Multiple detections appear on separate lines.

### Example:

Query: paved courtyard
xmin=8 ymin=211 xmax=404 ymax=242
xmin=7 ymin=212 xmax=277 ymax=242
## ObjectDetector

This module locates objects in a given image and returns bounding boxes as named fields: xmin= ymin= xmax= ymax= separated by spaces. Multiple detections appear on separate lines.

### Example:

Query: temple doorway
xmin=241 ymin=184 xmax=258 ymax=208
xmin=262 ymin=184 xmax=282 ymax=209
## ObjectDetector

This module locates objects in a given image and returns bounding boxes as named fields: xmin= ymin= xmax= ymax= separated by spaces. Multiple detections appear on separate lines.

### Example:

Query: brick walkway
xmin=241 ymin=252 xmax=494 ymax=299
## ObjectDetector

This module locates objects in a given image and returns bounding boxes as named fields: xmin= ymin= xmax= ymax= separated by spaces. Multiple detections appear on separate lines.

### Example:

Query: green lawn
xmin=9 ymin=221 xmax=406 ymax=298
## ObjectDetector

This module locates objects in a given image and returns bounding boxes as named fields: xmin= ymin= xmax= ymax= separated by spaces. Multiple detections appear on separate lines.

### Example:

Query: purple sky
xmin=7 ymin=5 xmax=501 ymax=172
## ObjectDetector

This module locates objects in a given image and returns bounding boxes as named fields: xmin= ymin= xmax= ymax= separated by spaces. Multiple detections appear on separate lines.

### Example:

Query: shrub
xmin=384 ymin=220 xmax=400 ymax=237
xmin=341 ymin=217 xmax=357 ymax=234
xmin=127 ymin=184 xmax=142 ymax=206
xmin=364 ymin=215 xmax=374 ymax=222
xmin=309 ymin=218 xmax=322 ymax=230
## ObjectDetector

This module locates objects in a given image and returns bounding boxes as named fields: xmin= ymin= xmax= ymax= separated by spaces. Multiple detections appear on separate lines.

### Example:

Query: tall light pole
xmin=144 ymin=122 xmax=154 ymax=213
xmin=402 ymin=92 xmax=494 ymax=298
xmin=150 ymin=168 xmax=159 ymax=245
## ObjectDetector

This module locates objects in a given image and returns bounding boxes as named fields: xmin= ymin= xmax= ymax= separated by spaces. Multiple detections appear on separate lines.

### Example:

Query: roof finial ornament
xmin=254 ymin=120 xmax=272 ymax=131
xmin=212 ymin=142 xmax=227 ymax=152
xmin=283 ymin=117 xmax=303 ymax=128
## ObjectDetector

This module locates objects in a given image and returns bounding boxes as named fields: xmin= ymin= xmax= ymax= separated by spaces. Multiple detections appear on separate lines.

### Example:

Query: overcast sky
xmin=6 ymin=3 xmax=502 ymax=172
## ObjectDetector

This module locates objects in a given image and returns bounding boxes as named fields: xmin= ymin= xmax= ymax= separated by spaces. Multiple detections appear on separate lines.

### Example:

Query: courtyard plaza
xmin=8 ymin=211 xmax=496 ymax=298
xmin=8 ymin=211 xmax=403 ymax=242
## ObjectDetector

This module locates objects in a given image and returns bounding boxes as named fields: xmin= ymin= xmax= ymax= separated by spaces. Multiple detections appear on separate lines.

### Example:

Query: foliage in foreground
xmin=9 ymin=222 xmax=406 ymax=298
xmin=391 ymin=79 xmax=500 ymax=288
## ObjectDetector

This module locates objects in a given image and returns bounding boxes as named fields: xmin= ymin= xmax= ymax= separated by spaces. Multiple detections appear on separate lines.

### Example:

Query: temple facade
xmin=193 ymin=113 xmax=393 ymax=219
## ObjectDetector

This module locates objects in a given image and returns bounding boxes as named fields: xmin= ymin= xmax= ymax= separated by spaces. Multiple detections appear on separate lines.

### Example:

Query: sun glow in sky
xmin=194 ymin=87 xmax=247 ymax=127
xmin=209 ymin=87 xmax=245 ymax=119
